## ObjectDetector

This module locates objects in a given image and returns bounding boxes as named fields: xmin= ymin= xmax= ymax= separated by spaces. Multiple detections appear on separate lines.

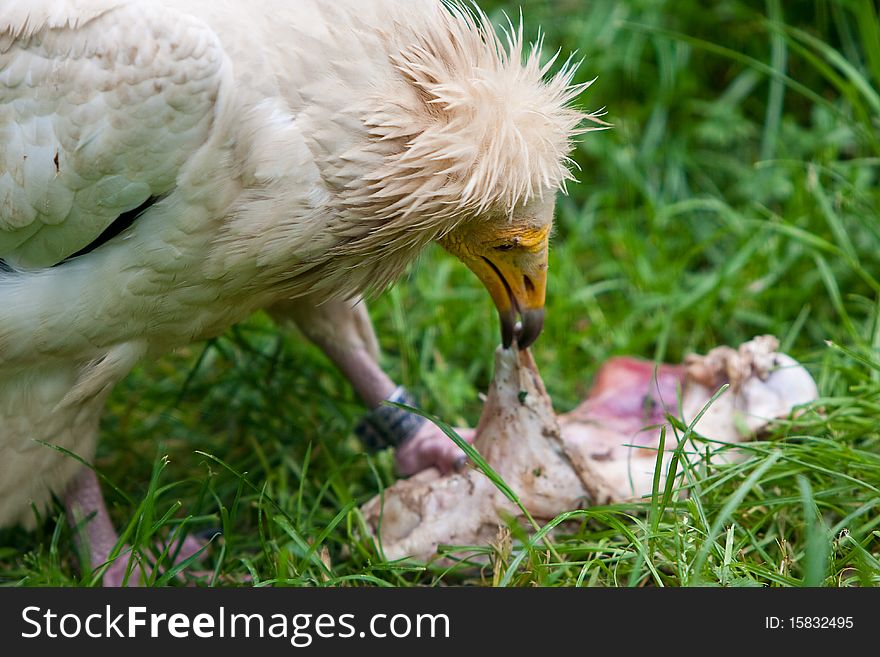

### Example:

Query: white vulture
xmin=0 ymin=0 xmax=599 ymax=583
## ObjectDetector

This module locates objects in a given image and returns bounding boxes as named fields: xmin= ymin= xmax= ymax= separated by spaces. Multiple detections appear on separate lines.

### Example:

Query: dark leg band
xmin=355 ymin=386 xmax=427 ymax=451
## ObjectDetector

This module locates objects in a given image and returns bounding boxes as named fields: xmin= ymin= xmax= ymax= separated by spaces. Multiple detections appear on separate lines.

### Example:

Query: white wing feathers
xmin=0 ymin=0 xmax=227 ymax=268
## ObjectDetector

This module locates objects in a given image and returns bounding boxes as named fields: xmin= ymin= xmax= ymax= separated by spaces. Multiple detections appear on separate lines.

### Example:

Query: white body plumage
xmin=0 ymin=0 xmax=591 ymax=527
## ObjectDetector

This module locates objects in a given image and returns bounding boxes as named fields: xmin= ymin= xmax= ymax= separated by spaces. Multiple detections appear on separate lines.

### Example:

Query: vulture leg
xmin=269 ymin=297 xmax=474 ymax=475
xmin=64 ymin=468 xmax=205 ymax=586
xmin=64 ymin=468 xmax=130 ymax=586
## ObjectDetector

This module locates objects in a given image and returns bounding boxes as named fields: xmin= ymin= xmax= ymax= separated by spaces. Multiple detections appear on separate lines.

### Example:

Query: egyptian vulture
xmin=0 ymin=0 xmax=598 ymax=583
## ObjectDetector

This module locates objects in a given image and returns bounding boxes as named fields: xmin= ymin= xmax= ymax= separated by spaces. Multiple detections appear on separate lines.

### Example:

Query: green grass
xmin=3 ymin=0 xmax=880 ymax=587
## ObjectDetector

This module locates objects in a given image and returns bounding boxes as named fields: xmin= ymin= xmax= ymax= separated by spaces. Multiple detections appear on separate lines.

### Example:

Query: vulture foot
xmin=395 ymin=423 xmax=476 ymax=476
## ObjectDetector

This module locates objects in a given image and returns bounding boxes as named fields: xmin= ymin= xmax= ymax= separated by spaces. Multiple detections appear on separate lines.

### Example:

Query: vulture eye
xmin=495 ymin=236 xmax=522 ymax=251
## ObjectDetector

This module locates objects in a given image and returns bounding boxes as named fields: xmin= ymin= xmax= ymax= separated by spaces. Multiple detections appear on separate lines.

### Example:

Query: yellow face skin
xmin=439 ymin=196 xmax=553 ymax=349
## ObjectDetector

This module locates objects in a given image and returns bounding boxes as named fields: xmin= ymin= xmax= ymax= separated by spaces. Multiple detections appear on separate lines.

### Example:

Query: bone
xmin=361 ymin=336 xmax=818 ymax=561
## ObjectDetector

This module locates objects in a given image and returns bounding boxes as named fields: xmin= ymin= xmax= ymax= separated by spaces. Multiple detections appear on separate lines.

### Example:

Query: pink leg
xmin=270 ymin=297 xmax=474 ymax=475
xmin=64 ymin=467 xmax=135 ymax=586
xmin=64 ymin=468 xmax=207 ymax=586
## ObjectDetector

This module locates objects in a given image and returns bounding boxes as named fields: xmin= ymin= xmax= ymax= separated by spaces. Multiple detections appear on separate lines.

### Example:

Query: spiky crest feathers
xmin=356 ymin=3 xmax=606 ymax=227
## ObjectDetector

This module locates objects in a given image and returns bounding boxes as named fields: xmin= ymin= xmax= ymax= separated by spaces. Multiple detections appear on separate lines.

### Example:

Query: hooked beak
xmin=448 ymin=226 xmax=548 ymax=350
xmin=439 ymin=218 xmax=551 ymax=351
xmin=476 ymin=254 xmax=546 ymax=349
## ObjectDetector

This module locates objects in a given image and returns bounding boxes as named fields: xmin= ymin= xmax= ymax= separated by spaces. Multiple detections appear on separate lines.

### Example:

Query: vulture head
xmin=438 ymin=196 xmax=552 ymax=349
xmin=334 ymin=4 xmax=606 ymax=349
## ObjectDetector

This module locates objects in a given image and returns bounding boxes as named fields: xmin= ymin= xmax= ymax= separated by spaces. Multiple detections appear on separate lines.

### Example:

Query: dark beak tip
xmin=515 ymin=308 xmax=545 ymax=350
xmin=497 ymin=306 xmax=543 ymax=351
xmin=499 ymin=308 xmax=516 ymax=350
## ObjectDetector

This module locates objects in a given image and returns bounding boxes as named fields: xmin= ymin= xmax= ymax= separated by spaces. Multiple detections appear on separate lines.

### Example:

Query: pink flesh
xmin=570 ymin=357 xmax=685 ymax=436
